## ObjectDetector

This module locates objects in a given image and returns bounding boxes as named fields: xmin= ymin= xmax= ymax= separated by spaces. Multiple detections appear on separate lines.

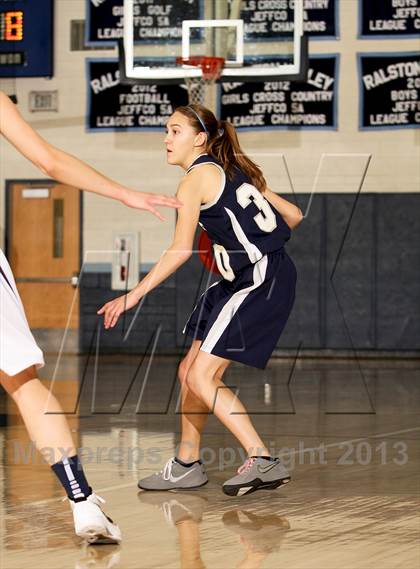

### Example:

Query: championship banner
xmin=86 ymin=59 xmax=188 ymax=131
xmin=359 ymin=0 xmax=420 ymax=38
xmin=358 ymin=52 xmax=420 ymax=130
xmin=219 ymin=55 xmax=339 ymax=130
xmin=86 ymin=0 xmax=202 ymax=45
xmin=242 ymin=0 xmax=338 ymax=40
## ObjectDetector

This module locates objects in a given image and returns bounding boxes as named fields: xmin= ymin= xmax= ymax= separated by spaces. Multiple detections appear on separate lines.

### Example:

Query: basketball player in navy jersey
xmin=99 ymin=103 xmax=303 ymax=497
xmin=0 ymin=91 xmax=181 ymax=543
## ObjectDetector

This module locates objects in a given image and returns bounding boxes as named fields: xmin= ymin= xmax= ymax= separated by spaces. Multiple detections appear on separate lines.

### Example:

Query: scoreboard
xmin=0 ymin=0 xmax=53 ymax=77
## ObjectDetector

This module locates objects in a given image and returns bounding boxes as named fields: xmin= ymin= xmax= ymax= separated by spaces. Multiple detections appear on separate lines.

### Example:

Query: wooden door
xmin=9 ymin=182 xmax=80 ymax=329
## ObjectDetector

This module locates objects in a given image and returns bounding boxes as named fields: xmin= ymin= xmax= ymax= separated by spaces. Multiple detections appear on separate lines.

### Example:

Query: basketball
xmin=198 ymin=229 xmax=220 ymax=275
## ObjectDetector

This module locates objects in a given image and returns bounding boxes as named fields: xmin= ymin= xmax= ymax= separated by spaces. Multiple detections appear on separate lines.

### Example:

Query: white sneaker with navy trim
xmin=69 ymin=493 xmax=122 ymax=544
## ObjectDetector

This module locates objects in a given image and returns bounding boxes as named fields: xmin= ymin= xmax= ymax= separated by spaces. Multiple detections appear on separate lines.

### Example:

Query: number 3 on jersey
xmin=236 ymin=183 xmax=277 ymax=233
xmin=212 ymin=183 xmax=277 ymax=280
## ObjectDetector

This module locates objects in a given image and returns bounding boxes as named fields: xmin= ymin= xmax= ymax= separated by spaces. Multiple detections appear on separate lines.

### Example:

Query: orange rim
xmin=176 ymin=56 xmax=225 ymax=81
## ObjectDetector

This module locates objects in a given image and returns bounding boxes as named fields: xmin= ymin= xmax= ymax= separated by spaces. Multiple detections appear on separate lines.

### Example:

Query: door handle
xmin=71 ymin=272 xmax=79 ymax=288
xmin=16 ymin=274 xmax=80 ymax=288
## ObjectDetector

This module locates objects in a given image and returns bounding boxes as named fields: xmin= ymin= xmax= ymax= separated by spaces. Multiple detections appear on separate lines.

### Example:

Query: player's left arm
xmin=262 ymin=188 xmax=303 ymax=229
xmin=97 ymin=170 xmax=204 ymax=329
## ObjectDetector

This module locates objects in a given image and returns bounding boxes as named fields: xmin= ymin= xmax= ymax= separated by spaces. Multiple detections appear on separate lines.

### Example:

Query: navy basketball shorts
xmin=183 ymin=249 xmax=297 ymax=369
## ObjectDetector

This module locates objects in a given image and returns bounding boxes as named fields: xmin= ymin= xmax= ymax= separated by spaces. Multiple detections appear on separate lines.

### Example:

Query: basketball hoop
xmin=176 ymin=56 xmax=225 ymax=105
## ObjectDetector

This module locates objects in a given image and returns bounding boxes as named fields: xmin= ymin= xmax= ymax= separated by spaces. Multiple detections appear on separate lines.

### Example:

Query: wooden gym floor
xmin=0 ymin=355 xmax=419 ymax=569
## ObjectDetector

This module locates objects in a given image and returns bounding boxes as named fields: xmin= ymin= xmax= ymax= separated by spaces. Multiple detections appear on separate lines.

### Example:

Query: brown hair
xmin=175 ymin=104 xmax=267 ymax=193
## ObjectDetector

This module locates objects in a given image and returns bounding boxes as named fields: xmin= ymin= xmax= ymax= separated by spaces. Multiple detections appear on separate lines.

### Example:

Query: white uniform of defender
xmin=0 ymin=248 xmax=44 ymax=376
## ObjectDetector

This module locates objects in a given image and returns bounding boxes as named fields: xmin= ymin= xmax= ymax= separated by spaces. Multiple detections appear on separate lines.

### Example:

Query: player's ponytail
xmin=209 ymin=119 xmax=267 ymax=193
xmin=176 ymin=104 xmax=267 ymax=193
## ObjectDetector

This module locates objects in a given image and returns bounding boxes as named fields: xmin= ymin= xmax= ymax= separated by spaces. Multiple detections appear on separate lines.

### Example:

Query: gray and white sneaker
xmin=138 ymin=457 xmax=208 ymax=491
xmin=223 ymin=457 xmax=291 ymax=497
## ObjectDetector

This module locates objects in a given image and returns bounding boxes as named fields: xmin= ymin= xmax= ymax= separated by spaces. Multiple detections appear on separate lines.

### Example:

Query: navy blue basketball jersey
xmin=187 ymin=154 xmax=291 ymax=281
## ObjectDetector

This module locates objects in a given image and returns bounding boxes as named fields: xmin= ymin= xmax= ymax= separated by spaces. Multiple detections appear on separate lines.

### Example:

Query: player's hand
xmin=97 ymin=289 xmax=141 ymax=329
xmin=122 ymin=189 xmax=182 ymax=221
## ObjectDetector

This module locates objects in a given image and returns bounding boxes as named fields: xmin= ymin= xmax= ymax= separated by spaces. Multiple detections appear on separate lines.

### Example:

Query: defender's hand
xmin=122 ymin=190 xmax=182 ymax=221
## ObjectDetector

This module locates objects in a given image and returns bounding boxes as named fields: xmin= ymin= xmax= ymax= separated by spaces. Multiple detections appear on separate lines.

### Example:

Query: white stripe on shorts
xmin=201 ymin=255 xmax=268 ymax=355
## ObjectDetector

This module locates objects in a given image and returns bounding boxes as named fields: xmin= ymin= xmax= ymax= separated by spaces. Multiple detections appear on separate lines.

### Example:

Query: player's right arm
xmin=97 ymin=169 xmax=206 ymax=329
xmin=0 ymin=91 xmax=181 ymax=219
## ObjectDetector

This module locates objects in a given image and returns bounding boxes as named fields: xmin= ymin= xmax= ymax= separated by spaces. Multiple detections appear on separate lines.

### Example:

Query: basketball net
xmin=176 ymin=56 xmax=225 ymax=108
